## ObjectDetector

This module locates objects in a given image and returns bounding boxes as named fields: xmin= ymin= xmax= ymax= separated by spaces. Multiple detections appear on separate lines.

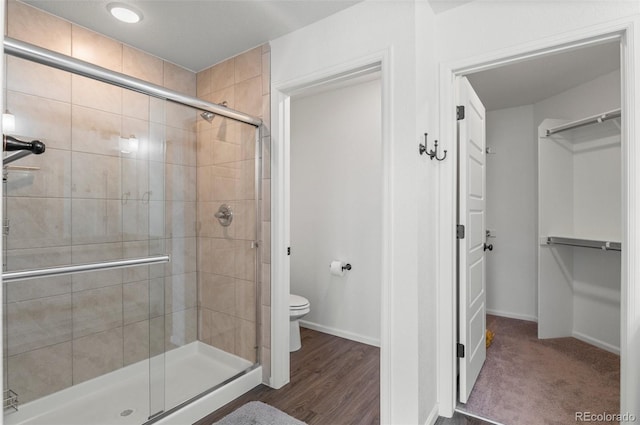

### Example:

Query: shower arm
xmin=3 ymin=150 xmax=33 ymax=166
xmin=3 ymin=135 xmax=47 ymax=166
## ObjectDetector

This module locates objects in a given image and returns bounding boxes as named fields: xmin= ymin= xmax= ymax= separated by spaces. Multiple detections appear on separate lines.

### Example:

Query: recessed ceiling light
xmin=107 ymin=3 xmax=143 ymax=24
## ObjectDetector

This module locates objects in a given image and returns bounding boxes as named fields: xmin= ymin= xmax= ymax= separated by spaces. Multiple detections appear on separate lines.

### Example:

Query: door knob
xmin=483 ymin=243 xmax=493 ymax=252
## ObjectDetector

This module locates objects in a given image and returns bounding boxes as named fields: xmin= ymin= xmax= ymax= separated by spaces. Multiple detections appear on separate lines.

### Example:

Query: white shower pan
xmin=5 ymin=342 xmax=260 ymax=425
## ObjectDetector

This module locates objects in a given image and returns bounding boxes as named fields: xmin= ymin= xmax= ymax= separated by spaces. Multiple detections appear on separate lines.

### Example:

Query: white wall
xmin=271 ymin=1 xmax=437 ymax=423
xmin=416 ymin=1 xmax=439 ymax=423
xmin=436 ymin=2 xmax=639 ymax=65
xmin=534 ymin=71 xmax=621 ymax=130
xmin=485 ymin=104 xmax=537 ymax=322
xmin=290 ymin=78 xmax=382 ymax=346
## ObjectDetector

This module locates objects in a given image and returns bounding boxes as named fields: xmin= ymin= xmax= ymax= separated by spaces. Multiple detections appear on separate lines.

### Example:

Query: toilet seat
xmin=290 ymin=294 xmax=310 ymax=310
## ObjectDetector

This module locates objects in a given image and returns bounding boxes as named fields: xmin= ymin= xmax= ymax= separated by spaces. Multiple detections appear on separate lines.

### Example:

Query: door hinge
xmin=287 ymin=247 xmax=291 ymax=256
xmin=3 ymin=218 xmax=9 ymax=236
xmin=457 ymin=343 xmax=465 ymax=358
xmin=456 ymin=105 xmax=465 ymax=121
xmin=456 ymin=224 xmax=465 ymax=239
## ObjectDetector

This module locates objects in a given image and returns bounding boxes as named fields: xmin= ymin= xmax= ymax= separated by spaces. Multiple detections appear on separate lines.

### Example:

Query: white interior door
xmin=457 ymin=76 xmax=487 ymax=404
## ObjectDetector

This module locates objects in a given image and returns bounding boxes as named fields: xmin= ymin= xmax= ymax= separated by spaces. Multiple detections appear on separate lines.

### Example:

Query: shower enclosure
xmin=1 ymin=23 xmax=263 ymax=425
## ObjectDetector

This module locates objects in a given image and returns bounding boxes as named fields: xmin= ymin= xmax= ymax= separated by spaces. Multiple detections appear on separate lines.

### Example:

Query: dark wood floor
xmin=194 ymin=328 xmax=380 ymax=425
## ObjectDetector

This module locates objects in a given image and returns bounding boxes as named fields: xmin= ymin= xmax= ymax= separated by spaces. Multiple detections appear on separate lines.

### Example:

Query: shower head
xmin=201 ymin=111 xmax=215 ymax=123
xmin=200 ymin=101 xmax=228 ymax=124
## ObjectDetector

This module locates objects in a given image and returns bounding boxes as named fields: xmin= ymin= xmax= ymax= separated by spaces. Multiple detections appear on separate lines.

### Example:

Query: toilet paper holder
xmin=330 ymin=261 xmax=352 ymax=276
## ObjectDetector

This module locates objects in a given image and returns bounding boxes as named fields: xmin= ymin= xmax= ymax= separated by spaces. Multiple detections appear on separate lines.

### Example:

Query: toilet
xmin=289 ymin=294 xmax=311 ymax=352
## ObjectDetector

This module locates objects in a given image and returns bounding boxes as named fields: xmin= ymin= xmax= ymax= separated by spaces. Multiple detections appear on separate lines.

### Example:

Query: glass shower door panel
xmin=157 ymin=100 xmax=200 ymax=412
xmin=2 ymin=57 xmax=165 ymax=424
xmin=148 ymin=98 xmax=167 ymax=420
xmin=163 ymin=116 xmax=260 ymax=412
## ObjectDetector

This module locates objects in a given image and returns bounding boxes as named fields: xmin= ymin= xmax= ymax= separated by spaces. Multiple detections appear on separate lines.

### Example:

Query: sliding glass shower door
xmin=2 ymin=43 xmax=261 ymax=423
xmin=2 ymin=54 xmax=173 ymax=423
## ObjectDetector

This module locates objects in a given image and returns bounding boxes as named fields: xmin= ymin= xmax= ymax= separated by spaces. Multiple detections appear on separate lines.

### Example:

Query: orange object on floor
xmin=486 ymin=329 xmax=494 ymax=348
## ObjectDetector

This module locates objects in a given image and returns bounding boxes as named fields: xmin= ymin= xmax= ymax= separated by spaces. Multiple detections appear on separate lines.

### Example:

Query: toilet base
xmin=290 ymin=320 xmax=302 ymax=352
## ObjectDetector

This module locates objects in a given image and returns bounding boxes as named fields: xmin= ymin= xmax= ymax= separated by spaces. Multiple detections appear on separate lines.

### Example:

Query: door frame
xmin=270 ymin=50 xmax=392 ymax=422
xmin=436 ymin=18 xmax=639 ymax=417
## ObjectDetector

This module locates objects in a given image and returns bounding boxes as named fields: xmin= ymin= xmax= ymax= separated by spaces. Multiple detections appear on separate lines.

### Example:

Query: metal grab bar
xmin=2 ymin=255 xmax=170 ymax=283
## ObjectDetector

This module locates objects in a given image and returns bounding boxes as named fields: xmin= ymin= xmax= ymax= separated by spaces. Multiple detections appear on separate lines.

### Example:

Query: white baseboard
xmin=299 ymin=320 xmax=381 ymax=347
xmin=424 ymin=404 xmax=439 ymax=425
xmin=572 ymin=331 xmax=620 ymax=355
xmin=486 ymin=309 xmax=537 ymax=323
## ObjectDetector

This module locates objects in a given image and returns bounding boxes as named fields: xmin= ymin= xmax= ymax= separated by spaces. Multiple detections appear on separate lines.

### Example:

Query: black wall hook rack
xmin=419 ymin=133 xmax=447 ymax=161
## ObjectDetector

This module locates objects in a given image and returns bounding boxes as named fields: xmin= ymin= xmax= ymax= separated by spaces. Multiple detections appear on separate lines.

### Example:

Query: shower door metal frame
xmin=3 ymin=37 xmax=262 ymax=128
xmin=2 ymin=37 xmax=264 ymax=424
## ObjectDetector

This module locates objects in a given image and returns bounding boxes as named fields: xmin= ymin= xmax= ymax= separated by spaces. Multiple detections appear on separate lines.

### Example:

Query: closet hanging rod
xmin=545 ymin=236 xmax=621 ymax=252
xmin=545 ymin=108 xmax=621 ymax=136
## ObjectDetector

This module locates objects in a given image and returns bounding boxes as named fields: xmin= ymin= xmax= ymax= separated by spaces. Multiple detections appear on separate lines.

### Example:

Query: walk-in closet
xmin=539 ymin=109 xmax=621 ymax=351
xmin=457 ymin=40 xmax=622 ymax=424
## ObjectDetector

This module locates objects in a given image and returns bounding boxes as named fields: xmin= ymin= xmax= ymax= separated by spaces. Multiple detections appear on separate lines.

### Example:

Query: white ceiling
xmin=428 ymin=0 xmax=475 ymax=14
xmin=21 ymin=0 xmax=475 ymax=72
xmin=22 ymin=0 xmax=363 ymax=72
xmin=19 ymin=0 xmax=617 ymax=107
xmin=467 ymin=41 xmax=621 ymax=111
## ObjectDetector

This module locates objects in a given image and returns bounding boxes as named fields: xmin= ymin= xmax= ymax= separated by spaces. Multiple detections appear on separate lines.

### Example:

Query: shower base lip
xmin=5 ymin=342 xmax=261 ymax=425
xmin=153 ymin=366 xmax=262 ymax=425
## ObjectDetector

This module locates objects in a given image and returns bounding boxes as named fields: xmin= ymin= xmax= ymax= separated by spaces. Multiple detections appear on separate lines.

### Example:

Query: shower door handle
xmin=2 ymin=255 xmax=170 ymax=283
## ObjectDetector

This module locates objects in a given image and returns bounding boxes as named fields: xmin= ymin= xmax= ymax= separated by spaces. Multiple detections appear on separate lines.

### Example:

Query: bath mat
xmin=215 ymin=401 xmax=307 ymax=425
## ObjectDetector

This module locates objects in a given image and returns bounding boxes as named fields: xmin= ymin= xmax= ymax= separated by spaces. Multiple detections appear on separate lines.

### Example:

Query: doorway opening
xmin=289 ymin=70 xmax=383 ymax=350
xmin=455 ymin=39 xmax=623 ymax=424
xmin=270 ymin=60 xmax=386 ymax=420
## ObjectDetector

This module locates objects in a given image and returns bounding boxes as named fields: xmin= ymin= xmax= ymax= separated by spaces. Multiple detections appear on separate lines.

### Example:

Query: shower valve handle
xmin=214 ymin=204 xmax=233 ymax=227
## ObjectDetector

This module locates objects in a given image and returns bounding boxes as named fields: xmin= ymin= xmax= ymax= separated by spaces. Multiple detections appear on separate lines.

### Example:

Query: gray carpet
xmin=463 ymin=315 xmax=619 ymax=425
xmin=214 ymin=401 xmax=307 ymax=425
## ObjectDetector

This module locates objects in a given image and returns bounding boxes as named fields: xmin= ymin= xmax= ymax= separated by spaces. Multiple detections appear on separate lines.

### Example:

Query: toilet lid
xmin=290 ymin=294 xmax=309 ymax=308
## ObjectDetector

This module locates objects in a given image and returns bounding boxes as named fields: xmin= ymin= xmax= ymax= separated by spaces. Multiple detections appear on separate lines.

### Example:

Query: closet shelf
xmin=544 ymin=236 xmax=621 ymax=252
xmin=545 ymin=108 xmax=621 ymax=136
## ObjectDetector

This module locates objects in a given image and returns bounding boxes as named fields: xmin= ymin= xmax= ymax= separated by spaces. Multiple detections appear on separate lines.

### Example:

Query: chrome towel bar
xmin=2 ymin=255 xmax=170 ymax=283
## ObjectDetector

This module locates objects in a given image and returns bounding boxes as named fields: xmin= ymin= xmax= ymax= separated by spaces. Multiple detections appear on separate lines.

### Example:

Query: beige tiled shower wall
xmin=3 ymin=1 xmax=198 ymax=403
xmin=195 ymin=45 xmax=271 ymax=382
